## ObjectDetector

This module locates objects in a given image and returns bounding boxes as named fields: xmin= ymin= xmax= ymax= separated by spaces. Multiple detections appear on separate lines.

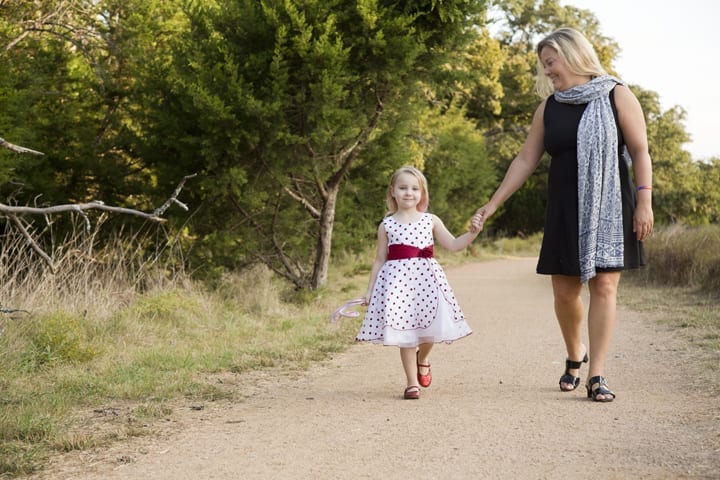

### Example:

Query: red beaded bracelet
xmin=637 ymin=185 xmax=652 ymax=191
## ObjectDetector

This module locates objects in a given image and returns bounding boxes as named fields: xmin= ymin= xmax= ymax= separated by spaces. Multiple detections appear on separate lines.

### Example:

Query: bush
xmin=21 ymin=313 xmax=97 ymax=370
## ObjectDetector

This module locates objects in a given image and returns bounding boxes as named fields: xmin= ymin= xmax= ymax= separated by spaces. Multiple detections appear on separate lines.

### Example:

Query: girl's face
xmin=391 ymin=172 xmax=423 ymax=211
xmin=540 ymin=46 xmax=586 ymax=92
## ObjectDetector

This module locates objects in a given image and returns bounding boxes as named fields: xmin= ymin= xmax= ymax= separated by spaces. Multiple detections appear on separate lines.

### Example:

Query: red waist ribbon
xmin=387 ymin=244 xmax=434 ymax=260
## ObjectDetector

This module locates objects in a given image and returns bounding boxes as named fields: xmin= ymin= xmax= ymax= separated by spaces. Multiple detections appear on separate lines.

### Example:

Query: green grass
xmin=0 ymin=226 xmax=717 ymax=477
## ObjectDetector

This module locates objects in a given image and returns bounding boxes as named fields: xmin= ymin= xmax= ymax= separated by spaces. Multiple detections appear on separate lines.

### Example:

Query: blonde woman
xmin=474 ymin=28 xmax=654 ymax=402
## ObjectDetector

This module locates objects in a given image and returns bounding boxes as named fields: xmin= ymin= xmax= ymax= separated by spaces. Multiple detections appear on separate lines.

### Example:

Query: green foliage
xmin=417 ymin=106 xmax=496 ymax=232
xmin=0 ymin=1 xmax=161 ymax=208
xmin=21 ymin=313 xmax=97 ymax=370
xmin=141 ymin=0 xmax=489 ymax=288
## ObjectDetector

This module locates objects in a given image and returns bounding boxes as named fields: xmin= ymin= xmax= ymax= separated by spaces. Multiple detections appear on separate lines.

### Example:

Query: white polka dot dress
xmin=356 ymin=213 xmax=472 ymax=347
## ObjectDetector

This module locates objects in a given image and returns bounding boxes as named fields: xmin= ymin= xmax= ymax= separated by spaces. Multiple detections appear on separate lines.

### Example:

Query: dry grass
xmin=629 ymin=224 xmax=720 ymax=294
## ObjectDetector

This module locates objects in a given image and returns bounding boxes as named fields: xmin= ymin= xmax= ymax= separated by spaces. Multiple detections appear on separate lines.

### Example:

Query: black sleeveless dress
xmin=537 ymin=87 xmax=645 ymax=276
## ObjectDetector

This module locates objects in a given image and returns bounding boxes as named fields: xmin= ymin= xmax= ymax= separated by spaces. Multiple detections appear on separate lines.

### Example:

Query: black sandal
xmin=558 ymin=352 xmax=588 ymax=391
xmin=586 ymin=376 xmax=616 ymax=402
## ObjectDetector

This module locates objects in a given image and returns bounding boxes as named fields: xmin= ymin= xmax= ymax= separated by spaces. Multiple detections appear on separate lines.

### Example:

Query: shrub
xmin=21 ymin=312 xmax=97 ymax=370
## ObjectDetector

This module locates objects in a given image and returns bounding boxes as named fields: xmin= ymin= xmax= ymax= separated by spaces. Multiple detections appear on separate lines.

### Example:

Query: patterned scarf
xmin=554 ymin=75 xmax=625 ymax=283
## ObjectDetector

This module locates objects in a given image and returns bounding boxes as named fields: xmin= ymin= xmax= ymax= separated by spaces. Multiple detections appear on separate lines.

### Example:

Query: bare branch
xmin=0 ymin=175 xmax=195 ymax=222
xmin=0 ymin=137 xmax=44 ymax=155
xmin=9 ymin=214 xmax=56 ymax=271
xmin=153 ymin=174 xmax=197 ymax=216
xmin=1 ymin=201 xmax=164 ymax=222
xmin=0 ymin=306 xmax=30 ymax=315
xmin=283 ymin=185 xmax=320 ymax=219
xmin=1 ymin=175 xmax=194 ymax=267
xmin=269 ymin=201 xmax=307 ymax=283
xmin=327 ymin=95 xmax=384 ymax=189
xmin=234 ymin=200 xmax=308 ymax=288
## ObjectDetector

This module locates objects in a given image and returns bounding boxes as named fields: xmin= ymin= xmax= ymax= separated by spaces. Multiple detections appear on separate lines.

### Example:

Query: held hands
xmin=470 ymin=204 xmax=496 ymax=234
xmin=469 ymin=213 xmax=484 ymax=234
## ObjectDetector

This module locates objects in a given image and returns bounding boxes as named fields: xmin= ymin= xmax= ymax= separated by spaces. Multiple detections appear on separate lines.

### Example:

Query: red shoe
xmin=416 ymin=352 xmax=432 ymax=388
xmin=403 ymin=386 xmax=420 ymax=399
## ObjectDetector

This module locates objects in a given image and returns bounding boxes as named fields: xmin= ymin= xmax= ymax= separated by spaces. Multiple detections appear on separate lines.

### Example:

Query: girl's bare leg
xmin=400 ymin=347 xmax=420 ymax=388
xmin=416 ymin=342 xmax=433 ymax=376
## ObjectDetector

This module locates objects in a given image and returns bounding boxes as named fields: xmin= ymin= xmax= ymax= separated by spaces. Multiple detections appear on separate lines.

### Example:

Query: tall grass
xmin=626 ymin=224 xmax=720 ymax=294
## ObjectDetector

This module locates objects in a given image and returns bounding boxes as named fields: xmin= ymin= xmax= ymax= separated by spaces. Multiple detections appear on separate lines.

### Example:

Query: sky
xmin=562 ymin=0 xmax=720 ymax=160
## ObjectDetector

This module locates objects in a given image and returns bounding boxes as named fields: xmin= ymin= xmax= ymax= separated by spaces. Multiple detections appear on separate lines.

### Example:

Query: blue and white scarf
xmin=554 ymin=75 xmax=625 ymax=283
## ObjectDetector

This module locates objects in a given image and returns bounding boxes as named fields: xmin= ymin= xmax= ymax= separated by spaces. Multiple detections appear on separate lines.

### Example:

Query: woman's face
xmin=540 ymin=46 xmax=582 ymax=92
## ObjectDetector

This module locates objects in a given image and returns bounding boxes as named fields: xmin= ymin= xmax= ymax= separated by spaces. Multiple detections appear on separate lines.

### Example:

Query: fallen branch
xmin=0 ymin=174 xmax=197 ymax=223
xmin=0 ymin=305 xmax=30 ymax=315
xmin=8 ymin=213 xmax=55 ymax=269
xmin=1 ymin=174 xmax=197 ymax=271
xmin=2 ymin=200 xmax=165 ymax=221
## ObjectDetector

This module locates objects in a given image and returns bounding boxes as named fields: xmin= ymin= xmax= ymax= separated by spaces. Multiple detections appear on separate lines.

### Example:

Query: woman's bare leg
xmin=587 ymin=271 xmax=621 ymax=400
xmin=552 ymin=275 xmax=586 ymax=390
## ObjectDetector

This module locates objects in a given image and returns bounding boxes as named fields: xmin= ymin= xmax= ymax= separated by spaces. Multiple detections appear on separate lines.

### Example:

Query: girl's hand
xmin=470 ymin=204 xmax=496 ymax=233
xmin=470 ymin=213 xmax=485 ymax=234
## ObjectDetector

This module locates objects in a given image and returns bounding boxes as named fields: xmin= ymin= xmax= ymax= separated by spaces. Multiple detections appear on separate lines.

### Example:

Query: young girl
xmin=356 ymin=166 xmax=483 ymax=399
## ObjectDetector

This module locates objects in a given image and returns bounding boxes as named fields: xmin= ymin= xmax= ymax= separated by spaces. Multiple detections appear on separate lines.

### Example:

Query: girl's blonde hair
xmin=386 ymin=166 xmax=429 ymax=214
xmin=535 ymin=27 xmax=607 ymax=97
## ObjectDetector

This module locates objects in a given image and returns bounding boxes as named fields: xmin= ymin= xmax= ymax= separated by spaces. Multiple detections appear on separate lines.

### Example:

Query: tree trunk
xmin=311 ymin=184 xmax=338 ymax=290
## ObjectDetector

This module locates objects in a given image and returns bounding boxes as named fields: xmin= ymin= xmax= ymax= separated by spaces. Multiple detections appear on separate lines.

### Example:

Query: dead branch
xmin=8 ymin=213 xmax=55 ymax=269
xmin=0 ymin=305 xmax=30 ymax=315
xmin=2 ymin=201 xmax=163 ymax=221
xmin=1 ymin=174 xmax=196 ymax=272
xmin=153 ymin=174 xmax=197 ymax=216
xmin=1 ymin=175 xmax=196 ymax=222
xmin=0 ymin=137 xmax=44 ymax=155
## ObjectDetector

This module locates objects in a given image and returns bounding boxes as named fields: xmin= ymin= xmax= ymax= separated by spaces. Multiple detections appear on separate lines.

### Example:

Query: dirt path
xmin=31 ymin=258 xmax=718 ymax=479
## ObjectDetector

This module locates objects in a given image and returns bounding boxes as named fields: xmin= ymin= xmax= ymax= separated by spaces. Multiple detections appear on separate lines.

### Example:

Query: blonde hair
xmin=386 ymin=166 xmax=429 ymax=214
xmin=535 ymin=28 xmax=607 ymax=97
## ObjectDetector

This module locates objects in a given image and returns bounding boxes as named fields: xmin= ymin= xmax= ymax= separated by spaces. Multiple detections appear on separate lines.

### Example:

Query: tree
xmin=0 ymin=0 xmax=184 ymax=209
xmin=146 ymin=0 xmax=489 ymax=289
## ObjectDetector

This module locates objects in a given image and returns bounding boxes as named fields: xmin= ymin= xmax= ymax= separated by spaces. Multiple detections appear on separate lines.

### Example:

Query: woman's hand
xmin=633 ymin=203 xmax=654 ymax=241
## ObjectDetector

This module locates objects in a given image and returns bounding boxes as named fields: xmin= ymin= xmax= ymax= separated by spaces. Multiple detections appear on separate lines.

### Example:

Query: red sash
xmin=387 ymin=244 xmax=434 ymax=261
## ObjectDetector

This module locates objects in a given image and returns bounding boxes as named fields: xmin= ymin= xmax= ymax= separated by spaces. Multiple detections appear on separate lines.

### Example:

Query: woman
xmin=474 ymin=28 xmax=653 ymax=402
